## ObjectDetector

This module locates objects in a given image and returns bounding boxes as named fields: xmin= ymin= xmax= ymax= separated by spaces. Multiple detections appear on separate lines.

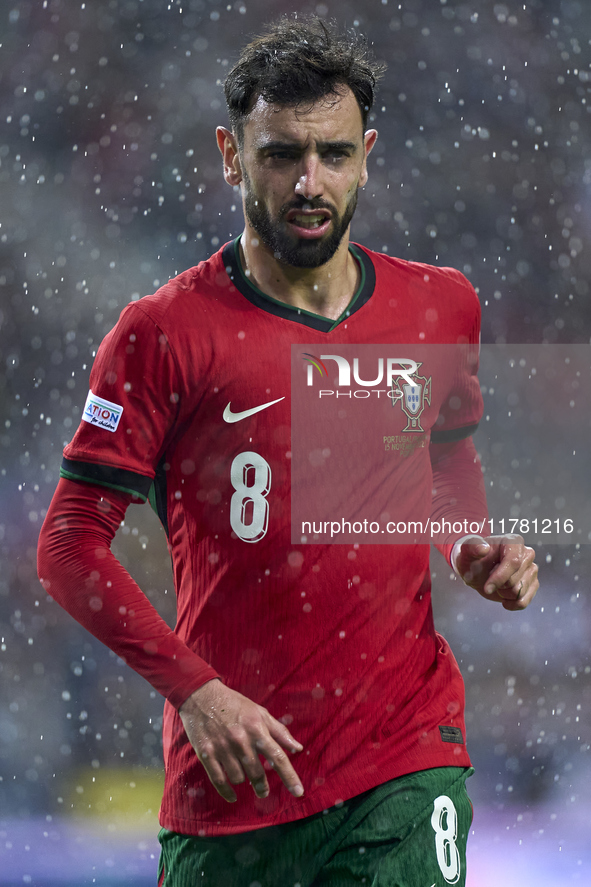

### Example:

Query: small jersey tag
xmin=82 ymin=390 xmax=123 ymax=433
xmin=439 ymin=725 xmax=464 ymax=744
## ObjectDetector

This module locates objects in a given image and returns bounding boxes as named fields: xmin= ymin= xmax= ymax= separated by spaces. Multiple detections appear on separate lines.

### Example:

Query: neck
xmin=239 ymin=226 xmax=359 ymax=321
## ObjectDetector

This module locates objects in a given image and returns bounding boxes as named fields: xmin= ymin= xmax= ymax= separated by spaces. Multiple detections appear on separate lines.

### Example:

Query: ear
xmin=216 ymin=126 xmax=243 ymax=186
xmin=358 ymin=129 xmax=378 ymax=189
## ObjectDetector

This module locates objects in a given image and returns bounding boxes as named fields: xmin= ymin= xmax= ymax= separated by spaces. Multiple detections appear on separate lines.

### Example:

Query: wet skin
xmin=216 ymin=87 xmax=378 ymax=319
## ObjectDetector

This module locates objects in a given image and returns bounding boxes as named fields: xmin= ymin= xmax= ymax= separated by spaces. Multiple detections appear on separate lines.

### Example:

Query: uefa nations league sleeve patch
xmin=82 ymin=390 xmax=124 ymax=433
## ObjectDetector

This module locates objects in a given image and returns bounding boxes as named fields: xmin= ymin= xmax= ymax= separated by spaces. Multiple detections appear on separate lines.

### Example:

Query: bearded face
xmin=242 ymin=174 xmax=359 ymax=268
xmin=230 ymin=91 xmax=374 ymax=271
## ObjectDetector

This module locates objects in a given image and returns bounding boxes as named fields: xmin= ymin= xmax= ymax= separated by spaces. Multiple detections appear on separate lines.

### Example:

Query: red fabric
xmin=430 ymin=436 xmax=489 ymax=565
xmin=38 ymin=243 xmax=485 ymax=835
xmin=37 ymin=477 xmax=219 ymax=707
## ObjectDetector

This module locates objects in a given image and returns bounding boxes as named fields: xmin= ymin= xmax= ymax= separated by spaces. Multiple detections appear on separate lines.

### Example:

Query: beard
xmin=243 ymin=178 xmax=358 ymax=269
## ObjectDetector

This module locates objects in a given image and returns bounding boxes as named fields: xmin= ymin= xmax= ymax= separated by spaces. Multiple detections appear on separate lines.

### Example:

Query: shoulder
xmin=95 ymin=247 xmax=229 ymax=361
xmin=357 ymin=244 xmax=476 ymax=296
xmin=129 ymin=246 xmax=230 ymax=327
xmin=354 ymin=244 xmax=480 ymax=327
xmin=353 ymin=244 xmax=480 ymax=343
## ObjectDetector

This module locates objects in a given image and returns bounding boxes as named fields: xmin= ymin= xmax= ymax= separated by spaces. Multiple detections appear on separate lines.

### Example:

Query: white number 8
xmin=431 ymin=794 xmax=461 ymax=884
xmin=230 ymin=451 xmax=271 ymax=543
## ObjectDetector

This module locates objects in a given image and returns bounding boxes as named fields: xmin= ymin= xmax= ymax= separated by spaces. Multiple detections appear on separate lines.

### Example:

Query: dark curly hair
xmin=224 ymin=17 xmax=386 ymax=144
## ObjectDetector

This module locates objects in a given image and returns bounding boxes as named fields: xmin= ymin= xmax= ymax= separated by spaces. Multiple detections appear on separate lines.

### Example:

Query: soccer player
xmin=38 ymin=17 xmax=539 ymax=886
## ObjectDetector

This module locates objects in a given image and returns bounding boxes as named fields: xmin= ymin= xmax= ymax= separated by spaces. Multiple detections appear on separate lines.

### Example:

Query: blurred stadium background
xmin=1 ymin=0 xmax=590 ymax=883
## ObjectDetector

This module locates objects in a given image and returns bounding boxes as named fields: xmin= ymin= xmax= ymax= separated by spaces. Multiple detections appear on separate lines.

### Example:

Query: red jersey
xmin=55 ymin=241 xmax=485 ymax=835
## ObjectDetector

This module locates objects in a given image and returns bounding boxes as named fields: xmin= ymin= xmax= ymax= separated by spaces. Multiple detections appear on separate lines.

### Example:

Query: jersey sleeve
xmin=62 ymin=302 xmax=180 ymax=500
xmin=430 ymin=271 xmax=483 ymax=444
xmin=37 ymin=478 xmax=220 ymax=707
xmin=430 ymin=436 xmax=489 ymax=561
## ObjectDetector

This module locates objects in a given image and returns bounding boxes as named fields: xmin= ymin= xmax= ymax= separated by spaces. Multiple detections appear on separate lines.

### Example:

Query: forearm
xmin=37 ymin=477 xmax=219 ymax=708
xmin=429 ymin=437 xmax=488 ymax=565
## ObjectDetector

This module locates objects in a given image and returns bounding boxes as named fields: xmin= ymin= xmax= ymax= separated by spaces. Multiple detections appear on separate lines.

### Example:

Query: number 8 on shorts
xmin=431 ymin=794 xmax=461 ymax=884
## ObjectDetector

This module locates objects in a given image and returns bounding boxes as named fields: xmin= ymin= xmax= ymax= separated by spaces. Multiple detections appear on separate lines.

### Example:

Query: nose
xmin=294 ymin=156 xmax=323 ymax=200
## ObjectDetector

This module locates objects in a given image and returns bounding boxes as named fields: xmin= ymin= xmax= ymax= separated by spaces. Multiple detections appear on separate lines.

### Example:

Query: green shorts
xmin=158 ymin=766 xmax=474 ymax=887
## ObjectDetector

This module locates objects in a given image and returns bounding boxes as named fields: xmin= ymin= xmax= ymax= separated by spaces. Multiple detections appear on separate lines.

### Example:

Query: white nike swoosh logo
xmin=223 ymin=397 xmax=285 ymax=423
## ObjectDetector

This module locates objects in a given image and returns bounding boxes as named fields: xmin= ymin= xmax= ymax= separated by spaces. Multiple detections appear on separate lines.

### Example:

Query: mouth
xmin=285 ymin=208 xmax=332 ymax=238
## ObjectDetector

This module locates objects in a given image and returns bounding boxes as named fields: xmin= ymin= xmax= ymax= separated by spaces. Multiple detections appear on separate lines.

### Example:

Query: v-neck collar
xmin=222 ymin=237 xmax=376 ymax=332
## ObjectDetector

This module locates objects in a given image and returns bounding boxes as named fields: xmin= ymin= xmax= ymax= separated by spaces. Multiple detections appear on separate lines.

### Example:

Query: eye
xmin=323 ymin=149 xmax=349 ymax=163
xmin=268 ymin=150 xmax=298 ymax=161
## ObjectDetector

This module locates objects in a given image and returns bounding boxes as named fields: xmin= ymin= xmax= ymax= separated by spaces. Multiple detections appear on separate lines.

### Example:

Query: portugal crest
xmin=390 ymin=363 xmax=431 ymax=432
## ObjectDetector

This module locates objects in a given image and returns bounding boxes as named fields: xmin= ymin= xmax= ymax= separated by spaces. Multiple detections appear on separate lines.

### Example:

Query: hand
xmin=454 ymin=534 xmax=539 ymax=611
xmin=179 ymin=679 xmax=304 ymax=804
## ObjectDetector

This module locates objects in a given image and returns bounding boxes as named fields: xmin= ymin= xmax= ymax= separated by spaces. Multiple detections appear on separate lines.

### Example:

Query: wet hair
xmin=224 ymin=16 xmax=386 ymax=143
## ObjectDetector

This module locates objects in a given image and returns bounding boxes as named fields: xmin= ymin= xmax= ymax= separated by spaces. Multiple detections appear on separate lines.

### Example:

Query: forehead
xmin=243 ymin=87 xmax=365 ymax=147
